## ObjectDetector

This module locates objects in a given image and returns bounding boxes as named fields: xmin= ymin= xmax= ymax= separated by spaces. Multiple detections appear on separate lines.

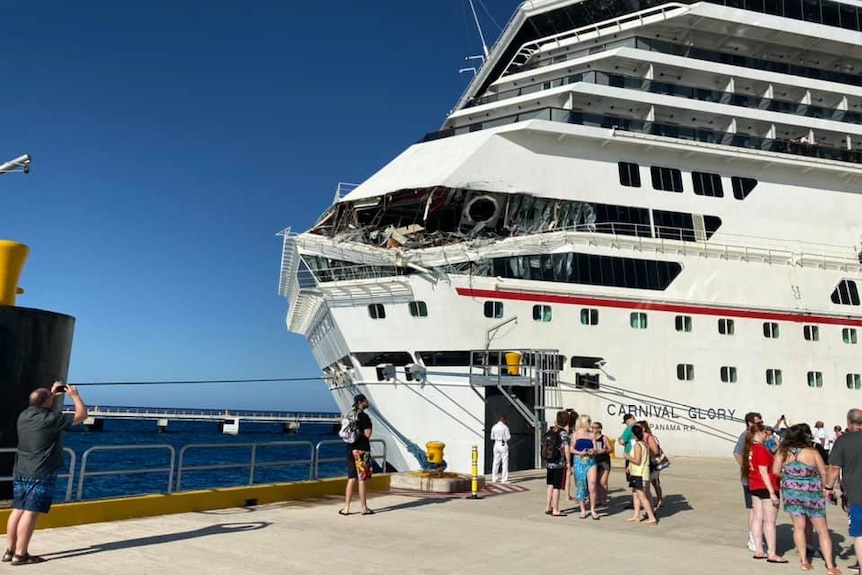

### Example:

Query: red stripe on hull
xmin=455 ymin=287 xmax=862 ymax=327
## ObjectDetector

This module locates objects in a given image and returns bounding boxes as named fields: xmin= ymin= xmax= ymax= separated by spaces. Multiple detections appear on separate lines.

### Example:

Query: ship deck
xmin=15 ymin=457 xmax=859 ymax=574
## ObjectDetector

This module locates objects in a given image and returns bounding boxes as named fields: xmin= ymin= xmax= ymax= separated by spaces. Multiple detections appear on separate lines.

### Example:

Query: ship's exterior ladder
xmin=468 ymin=348 xmax=562 ymax=468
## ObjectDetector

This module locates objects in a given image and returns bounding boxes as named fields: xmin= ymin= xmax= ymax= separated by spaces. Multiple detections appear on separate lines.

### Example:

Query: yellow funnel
xmin=0 ymin=240 xmax=29 ymax=306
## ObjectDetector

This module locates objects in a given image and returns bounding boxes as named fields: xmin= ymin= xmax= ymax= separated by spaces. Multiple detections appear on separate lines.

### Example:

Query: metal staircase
xmin=468 ymin=348 xmax=562 ymax=468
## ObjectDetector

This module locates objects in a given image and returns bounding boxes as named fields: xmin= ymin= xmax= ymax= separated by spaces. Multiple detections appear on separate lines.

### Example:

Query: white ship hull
xmin=279 ymin=0 xmax=862 ymax=473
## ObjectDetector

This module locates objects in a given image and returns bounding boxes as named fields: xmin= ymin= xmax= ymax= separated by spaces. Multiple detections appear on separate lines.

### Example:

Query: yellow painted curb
xmin=0 ymin=475 xmax=390 ymax=533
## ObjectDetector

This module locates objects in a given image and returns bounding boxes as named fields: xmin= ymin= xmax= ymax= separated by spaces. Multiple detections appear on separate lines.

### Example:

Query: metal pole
xmin=466 ymin=0 xmax=489 ymax=58
xmin=469 ymin=444 xmax=480 ymax=499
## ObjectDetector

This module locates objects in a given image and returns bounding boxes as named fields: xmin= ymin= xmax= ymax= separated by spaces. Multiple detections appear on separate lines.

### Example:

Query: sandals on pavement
xmin=826 ymin=568 xmax=842 ymax=575
xmin=2 ymin=550 xmax=13 ymax=563
xmin=799 ymin=562 xmax=813 ymax=571
xmin=10 ymin=553 xmax=46 ymax=566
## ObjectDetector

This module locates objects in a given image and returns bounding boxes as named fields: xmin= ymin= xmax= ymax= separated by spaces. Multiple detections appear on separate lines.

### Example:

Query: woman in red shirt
xmin=742 ymin=422 xmax=787 ymax=563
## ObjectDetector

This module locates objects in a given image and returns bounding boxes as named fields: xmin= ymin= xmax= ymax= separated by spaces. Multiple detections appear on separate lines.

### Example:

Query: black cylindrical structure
xmin=0 ymin=307 xmax=75 ymax=500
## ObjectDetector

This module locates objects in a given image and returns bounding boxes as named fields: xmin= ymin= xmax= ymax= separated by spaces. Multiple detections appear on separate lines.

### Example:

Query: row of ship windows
xmin=676 ymin=364 xmax=862 ymax=390
xmin=366 ymin=301 xmax=860 ymax=345
xmin=618 ymin=161 xmax=756 ymax=198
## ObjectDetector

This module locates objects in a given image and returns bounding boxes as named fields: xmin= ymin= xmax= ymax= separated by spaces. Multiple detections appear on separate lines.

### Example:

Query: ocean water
xmin=59 ymin=418 xmax=344 ymax=501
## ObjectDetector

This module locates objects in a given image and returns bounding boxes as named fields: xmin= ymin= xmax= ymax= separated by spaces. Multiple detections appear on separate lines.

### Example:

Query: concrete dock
xmin=8 ymin=457 xmax=859 ymax=574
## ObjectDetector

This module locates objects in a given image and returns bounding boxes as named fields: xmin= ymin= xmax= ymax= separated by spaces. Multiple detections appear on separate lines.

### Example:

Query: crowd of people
xmin=533 ymin=409 xmax=667 ymax=523
xmin=733 ymin=409 xmax=862 ymax=573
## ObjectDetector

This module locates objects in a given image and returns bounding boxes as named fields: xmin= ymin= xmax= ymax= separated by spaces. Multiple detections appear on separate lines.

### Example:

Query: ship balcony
xmin=468 ymin=349 xmax=562 ymax=388
xmin=423 ymin=107 xmax=862 ymax=166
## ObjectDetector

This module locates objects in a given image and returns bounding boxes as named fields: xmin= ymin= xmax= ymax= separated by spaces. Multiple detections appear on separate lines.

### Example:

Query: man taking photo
xmin=3 ymin=381 xmax=87 ymax=566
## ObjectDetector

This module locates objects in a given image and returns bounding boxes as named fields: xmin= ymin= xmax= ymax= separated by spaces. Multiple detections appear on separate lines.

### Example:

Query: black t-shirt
xmin=349 ymin=410 xmax=372 ymax=452
xmin=14 ymin=407 xmax=74 ymax=478
xmin=829 ymin=430 xmax=862 ymax=505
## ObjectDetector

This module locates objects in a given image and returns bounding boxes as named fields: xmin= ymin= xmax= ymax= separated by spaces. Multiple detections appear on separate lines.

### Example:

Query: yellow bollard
xmin=470 ymin=444 xmax=479 ymax=499
xmin=0 ymin=240 xmax=29 ymax=307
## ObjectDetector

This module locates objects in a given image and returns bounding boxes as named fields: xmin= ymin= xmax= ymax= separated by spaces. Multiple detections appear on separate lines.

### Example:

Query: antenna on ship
xmin=0 ymin=154 xmax=31 ymax=175
xmin=467 ymin=0 xmax=489 ymax=59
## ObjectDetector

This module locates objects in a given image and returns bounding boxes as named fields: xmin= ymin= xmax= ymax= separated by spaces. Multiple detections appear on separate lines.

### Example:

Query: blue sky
xmin=0 ymin=1 xmax=522 ymax=410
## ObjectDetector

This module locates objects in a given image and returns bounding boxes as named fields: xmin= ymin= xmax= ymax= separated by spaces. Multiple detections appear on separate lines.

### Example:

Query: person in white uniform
xmin=490 ymin=415 xmax=511 ymax=483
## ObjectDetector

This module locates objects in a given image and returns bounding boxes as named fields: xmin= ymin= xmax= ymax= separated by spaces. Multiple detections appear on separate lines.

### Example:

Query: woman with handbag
xmin=638 ymin=420 xmax=665 ymax=510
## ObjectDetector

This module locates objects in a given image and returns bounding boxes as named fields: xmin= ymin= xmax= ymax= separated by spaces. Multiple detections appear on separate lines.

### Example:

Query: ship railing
xmin=332 ymin=182 xmax=360 ymax=204
xmin=1 ymin=440 xmax=389 ymax=502
xmin=420 ymin=107 xmax=862 ymax=165
xmin=503 ymin=3 xmax=690 ymax=75
xmin=294 ymin=216 xmax=860 ymax=273
xmin=0 ymin=447 xmax=76 ymax=503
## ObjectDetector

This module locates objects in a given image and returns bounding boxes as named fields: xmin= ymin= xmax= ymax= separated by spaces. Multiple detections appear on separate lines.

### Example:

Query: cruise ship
xmin=278 ymin=0 xmax=862 ymax=474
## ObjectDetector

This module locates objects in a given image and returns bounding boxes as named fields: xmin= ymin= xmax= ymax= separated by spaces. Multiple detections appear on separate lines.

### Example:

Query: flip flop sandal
xmin=361 ymin=509 xmax=375 ymax=515
xmin=2 ymin=550 xmax=13 ymax=563
xmin=11 ymin=553 xmax=46 ymax=566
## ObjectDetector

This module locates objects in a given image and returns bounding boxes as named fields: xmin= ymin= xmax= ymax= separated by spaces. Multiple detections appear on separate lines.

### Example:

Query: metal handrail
xmin=76 ymin=444 xmax=176 ymax=501
xmin=314 ymin=439 xmax=388 ymax=479
xmin=0 ymin=447 xmax=77 ymax=502
xmin=176 ymin=441 xmax=315 ymax=491
xmin=3 ymin=440 xmax=388 ymax=502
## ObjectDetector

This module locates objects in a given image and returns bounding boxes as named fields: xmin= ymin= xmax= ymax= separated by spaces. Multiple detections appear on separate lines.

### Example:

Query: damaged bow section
xmin=309 ymin=186 xmax=654 ymax=249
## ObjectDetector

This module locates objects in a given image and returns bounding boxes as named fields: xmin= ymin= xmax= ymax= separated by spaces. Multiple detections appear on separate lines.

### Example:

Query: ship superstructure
xmin=279 ymin=0 xmax=862 ymax=473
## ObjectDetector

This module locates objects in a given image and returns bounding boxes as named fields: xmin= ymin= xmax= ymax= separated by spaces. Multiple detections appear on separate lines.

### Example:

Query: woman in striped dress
xmin=772 ymin=424 xmax=840 ymax=574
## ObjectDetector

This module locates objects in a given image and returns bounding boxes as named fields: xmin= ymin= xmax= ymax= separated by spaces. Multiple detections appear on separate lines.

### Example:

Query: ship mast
xmin=467 ymin=0 xmax=489 ymax=58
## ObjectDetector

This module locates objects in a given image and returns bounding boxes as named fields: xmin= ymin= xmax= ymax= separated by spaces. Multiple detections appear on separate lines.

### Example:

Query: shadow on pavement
xmin=40 ymin=521 xmax=271 ymax=561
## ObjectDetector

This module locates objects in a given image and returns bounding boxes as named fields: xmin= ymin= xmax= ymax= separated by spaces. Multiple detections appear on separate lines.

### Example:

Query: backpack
xmin=540 ymin=427 xmax=562 ymax=462
xmin=338 ymin=410 xmax=357 ymax=444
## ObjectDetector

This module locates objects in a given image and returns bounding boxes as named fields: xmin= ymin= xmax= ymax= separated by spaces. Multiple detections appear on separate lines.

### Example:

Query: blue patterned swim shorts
xmin=13 ymin=474 xmax=57 ymax=513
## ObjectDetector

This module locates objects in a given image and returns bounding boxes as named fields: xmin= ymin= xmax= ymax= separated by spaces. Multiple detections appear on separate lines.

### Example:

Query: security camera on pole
xmin=0 ymin=154 xmax=77 ymax=500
